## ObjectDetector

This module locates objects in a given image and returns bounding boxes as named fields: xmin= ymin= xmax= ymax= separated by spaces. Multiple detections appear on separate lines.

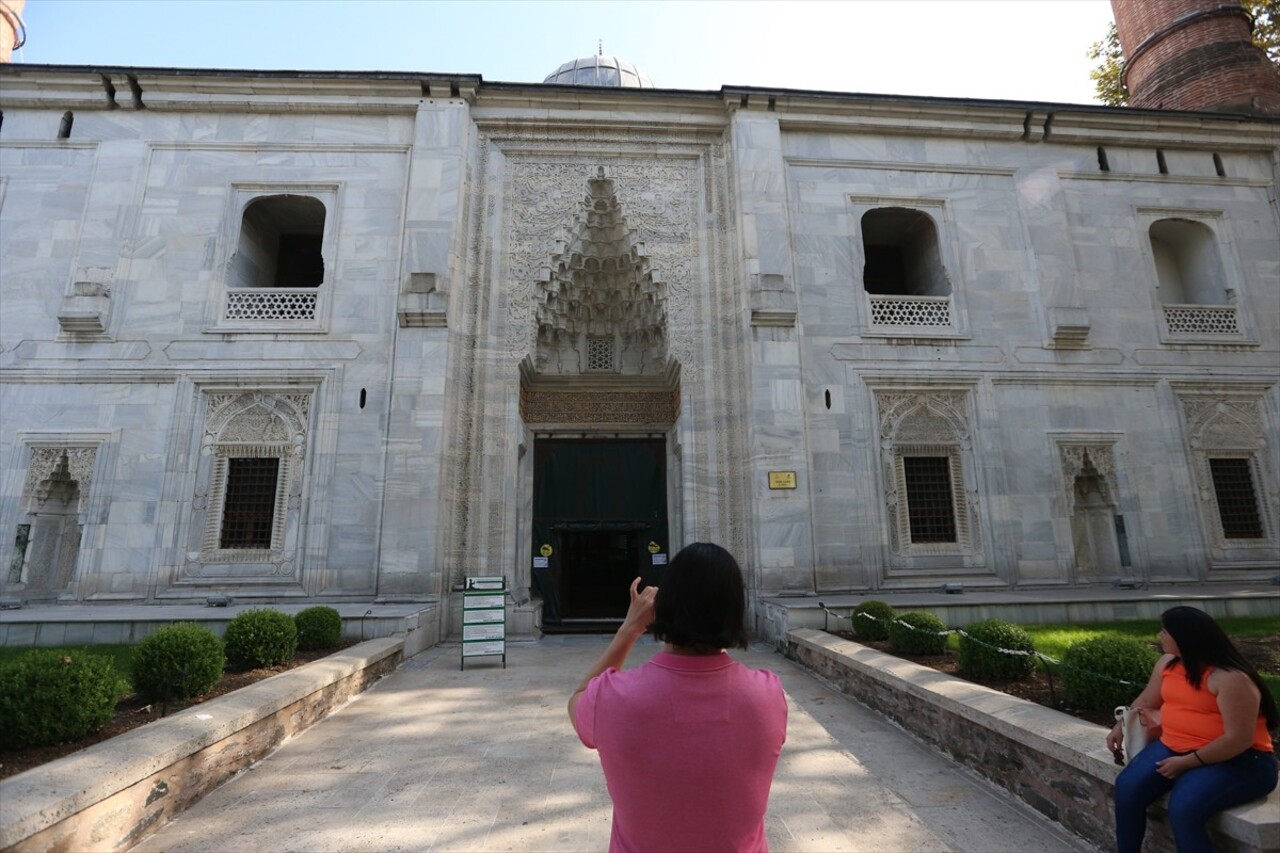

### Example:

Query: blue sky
xmin=18 ymin=0 xmax=1118 ymax=105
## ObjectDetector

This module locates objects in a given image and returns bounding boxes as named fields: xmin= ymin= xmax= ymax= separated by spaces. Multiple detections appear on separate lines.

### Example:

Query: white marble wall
xmin=1 ymin=70 xmax=1276 ymax=614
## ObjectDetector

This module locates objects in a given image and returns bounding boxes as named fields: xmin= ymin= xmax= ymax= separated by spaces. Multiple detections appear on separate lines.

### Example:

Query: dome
xmin=543 ymin=54 xmax=654 ymax=88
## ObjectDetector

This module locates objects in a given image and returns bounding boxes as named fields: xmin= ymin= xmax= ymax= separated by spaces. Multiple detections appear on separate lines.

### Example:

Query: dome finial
xmin=598 ymin=39 xmax=603 ymax=56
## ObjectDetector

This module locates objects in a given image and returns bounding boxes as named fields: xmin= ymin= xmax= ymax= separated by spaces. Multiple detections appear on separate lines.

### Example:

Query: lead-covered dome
xmin=543 ymin=54 xmax=654 ymax=88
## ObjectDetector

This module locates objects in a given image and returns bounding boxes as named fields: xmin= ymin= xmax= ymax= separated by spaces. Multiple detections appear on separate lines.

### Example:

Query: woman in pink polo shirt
xmin=569 ymin=542 xmax=788 ymax=853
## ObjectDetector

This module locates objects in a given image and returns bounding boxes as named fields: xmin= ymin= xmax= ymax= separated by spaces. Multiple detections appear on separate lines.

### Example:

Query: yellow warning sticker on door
xmin=539 ymin=543 xmax=553 ymax=558
xmin=647 ymin=541 xmax=661 ymax=554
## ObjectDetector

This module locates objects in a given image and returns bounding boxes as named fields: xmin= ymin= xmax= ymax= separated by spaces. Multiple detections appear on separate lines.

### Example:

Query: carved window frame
xmin=204 ymin=183 xmax=341 ymax=335
xmin=873 ymin=387 xmax=983 ymax=563
xmin=1135 ymin=207 xmax=1254 ymax=346
xmin=1174 ymin=387 xmax=1277 ymax=561
xmin=194 ymin=390 xmax=311 ymax=568
xmin=849 ymin=195 xmax=970 ymax=341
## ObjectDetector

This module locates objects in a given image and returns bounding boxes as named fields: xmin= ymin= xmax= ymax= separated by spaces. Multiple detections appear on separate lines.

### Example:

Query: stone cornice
xmin=3 ymin=64 xmax=1276 ymax=149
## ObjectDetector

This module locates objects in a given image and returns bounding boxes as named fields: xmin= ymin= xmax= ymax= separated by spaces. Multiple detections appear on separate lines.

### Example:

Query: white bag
xmin=1114 ymin=705 xmax=1157 ymax=763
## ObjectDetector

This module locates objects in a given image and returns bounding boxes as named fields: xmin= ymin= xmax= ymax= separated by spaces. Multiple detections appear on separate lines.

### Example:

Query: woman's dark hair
xmin=1161 ymin=606 xmax=1279 ymax=729
xmin=650 ymin=542 xmax=749 ymax=653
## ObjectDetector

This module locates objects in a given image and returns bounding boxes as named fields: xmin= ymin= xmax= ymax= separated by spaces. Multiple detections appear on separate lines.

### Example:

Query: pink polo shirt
xmin=573 ymin=650 xmax=788 ymax=853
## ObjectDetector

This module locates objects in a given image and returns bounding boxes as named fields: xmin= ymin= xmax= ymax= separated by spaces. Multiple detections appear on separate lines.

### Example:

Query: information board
xmin=461 ymin=576 xmax=506 ymax=670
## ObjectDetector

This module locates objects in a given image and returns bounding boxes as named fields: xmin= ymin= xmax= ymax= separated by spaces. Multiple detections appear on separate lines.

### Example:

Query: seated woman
xmin=1109 ymin=606 xmax=1278 ymax=853
xmin=568 ymin=542 xmax=788 ymax=853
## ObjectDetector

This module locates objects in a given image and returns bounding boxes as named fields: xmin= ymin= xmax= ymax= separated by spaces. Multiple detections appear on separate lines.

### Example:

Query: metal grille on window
xmin=219 ymin=457 xmax=280 ymax=548
xmin=1208 ymin=458 xmax=1264 ymax=539
xmin=903 ymin=456 xmax=957 ymax=543
xmin=587 ymin=337 xmax=615 ymax=372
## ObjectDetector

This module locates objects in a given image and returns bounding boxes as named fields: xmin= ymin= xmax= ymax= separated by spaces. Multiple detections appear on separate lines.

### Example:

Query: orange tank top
xmin=1160 ymin=662 xmax=1273 ymax=753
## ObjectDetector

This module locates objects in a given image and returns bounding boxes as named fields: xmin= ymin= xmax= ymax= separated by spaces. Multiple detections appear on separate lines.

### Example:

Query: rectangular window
xmin=219 ymin=457 xmax=280 ymax=549
xmin=903 ymin=456 xmax=957 ymax=543
xmin=1208 ymin=458 xmax=1264 ymax=539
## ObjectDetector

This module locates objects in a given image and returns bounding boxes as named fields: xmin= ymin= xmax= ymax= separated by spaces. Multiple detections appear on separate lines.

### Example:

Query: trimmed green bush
xmin=223 ymin=609 xmax=298 ymax=670
xmin=294 ymin=606 xmax=343 ymax=651
xmin=958 ymin=619 xmax=1036 ymax=682
xmin=132 ymin=623 xmax=225 ymax=703
xmin=852 ymin=600 xmax=895 ymax=641
xmin=1061 ymin=634 xmax=1159 ymax=711
xmin=887 ymin=610 xmax=948 ymax=656
xmin=0 ymin=649 xmax=127 ymax=749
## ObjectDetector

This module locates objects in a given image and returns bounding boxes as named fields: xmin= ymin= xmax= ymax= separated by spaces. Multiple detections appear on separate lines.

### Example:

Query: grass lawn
xmin=941 ymin=615 xmax=1280 ymax=704
xmin=0 ymin=645 xmax=137 ymax=686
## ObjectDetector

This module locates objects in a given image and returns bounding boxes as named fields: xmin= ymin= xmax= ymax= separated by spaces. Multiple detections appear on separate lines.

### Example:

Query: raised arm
xmin=567 ymin=578 xmax=657 ymax=721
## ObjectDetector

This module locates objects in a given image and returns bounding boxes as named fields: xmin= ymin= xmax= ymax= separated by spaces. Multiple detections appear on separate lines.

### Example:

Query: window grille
xmin=1163 ymin=305 xmax=1239 ymax=335
xmin=903 ymin=456 xmax=957 ymax=543
xmin=587 ymin=337 xmax=616 ymax=372
xmin=869 ymin=295 xmax=953 ymax=327
xmin=1208 ymin=458 xmax=1264 ymax=539
xmin=219 ymin=457 xmax=280 ymax=549
xmin=224 ymin=289 xmax=318 ymax=321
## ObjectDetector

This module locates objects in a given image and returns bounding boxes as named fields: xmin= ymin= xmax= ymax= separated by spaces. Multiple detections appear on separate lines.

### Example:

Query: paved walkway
xmin=134 ymin=637 xmax=1097 ymax=853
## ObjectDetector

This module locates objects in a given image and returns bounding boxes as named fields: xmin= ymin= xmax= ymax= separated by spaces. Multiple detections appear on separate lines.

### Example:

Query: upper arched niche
xmin=532 ymin=170 xmax=669 ymax=376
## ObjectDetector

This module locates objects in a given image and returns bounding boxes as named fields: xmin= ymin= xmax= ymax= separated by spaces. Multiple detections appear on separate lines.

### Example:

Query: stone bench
xmin=0 ymin=637 xmax=403 ymax=852
xmin=785 ymin=628 xmax=1278 ymax=853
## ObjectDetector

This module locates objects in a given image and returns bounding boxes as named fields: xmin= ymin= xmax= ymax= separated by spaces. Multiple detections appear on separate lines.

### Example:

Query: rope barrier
xmin=817 ymin=603 xmax=1145 ymax=688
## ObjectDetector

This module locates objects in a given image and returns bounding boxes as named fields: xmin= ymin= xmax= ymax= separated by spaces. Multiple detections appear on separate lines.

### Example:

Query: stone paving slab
xmin=133 ymin=636 xmax=1098 ymax=853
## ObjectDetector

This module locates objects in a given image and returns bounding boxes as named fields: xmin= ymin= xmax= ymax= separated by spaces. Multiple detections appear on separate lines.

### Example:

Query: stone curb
xmin=0 ymin=637 xmax=403 ymax=852
xmin=785 ymin=628 xmax=1279 ymax=853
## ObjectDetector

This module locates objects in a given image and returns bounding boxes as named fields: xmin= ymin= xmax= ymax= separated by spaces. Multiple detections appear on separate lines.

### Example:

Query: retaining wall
xmin=0 ymin=637 xmax=403 ymax=852
xmin=785 ymin=628 xmax=1278 ymax=853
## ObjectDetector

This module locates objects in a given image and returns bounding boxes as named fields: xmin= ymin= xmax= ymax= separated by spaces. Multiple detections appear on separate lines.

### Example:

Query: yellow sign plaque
xmin=647 ymin=540 xmax=661 ymax=554
xmin=539 ymin=543 xmax=553 ymax=558
xmin=768 ymin=471 xmax=797 ymax=490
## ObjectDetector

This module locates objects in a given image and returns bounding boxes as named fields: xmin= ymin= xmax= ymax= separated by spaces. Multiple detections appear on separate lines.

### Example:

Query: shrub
xmin=1061 ymin=634 xmax=1158 ymax=711
xmin=851 ymin=600 xmax=895 ymax=641
xmin=887 ymin=611 xmax=948 ymax=656
xmin=294 ymin=606 xmax=343 ymax=651
xmin=223 ymin=609 xmax=298 ymax=670
xmin=958 ymin=619 xmax=1037 ymax=682
xmin=0 ymin=649 xmax=127 ymax=749
xmin=132 ymin=623 xmax=225 ymax=703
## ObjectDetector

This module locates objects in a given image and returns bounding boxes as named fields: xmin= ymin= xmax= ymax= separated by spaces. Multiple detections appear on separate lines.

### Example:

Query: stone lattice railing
xmin=868 ymin=294 xmax=952 ymax=328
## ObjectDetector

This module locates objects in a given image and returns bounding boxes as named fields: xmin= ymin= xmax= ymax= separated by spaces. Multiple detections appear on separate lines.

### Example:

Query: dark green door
xmin=531 ymin=438 xmax=668 ymax=625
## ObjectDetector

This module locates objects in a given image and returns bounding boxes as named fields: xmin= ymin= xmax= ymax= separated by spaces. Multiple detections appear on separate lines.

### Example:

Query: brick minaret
xmin=0 ymin=0 xmax=24 ymax=63
xmin=1111 ymin=0 xmax=1280 ymax=114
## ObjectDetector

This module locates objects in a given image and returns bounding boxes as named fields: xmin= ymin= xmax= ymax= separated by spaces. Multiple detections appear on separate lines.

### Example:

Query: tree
xmin=1088 ymin=1 xmax=1280 ymax=106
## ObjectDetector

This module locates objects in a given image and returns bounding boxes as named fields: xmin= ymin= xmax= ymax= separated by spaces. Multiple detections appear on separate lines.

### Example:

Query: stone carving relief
xmin=1058 ymin=443 xmax=1124 ymax=577
xmin=22 ymin=446 xmax=97 ymax=513
xmin=1059 ymin=445 xmax=1120 ymax=517
xmin=520 ymin=387 xmax=680 ymax=426
xmin=531 ymin=170 xmax=669 ymax=376
xmin=504 ymin=160 xmax=696 ymax=373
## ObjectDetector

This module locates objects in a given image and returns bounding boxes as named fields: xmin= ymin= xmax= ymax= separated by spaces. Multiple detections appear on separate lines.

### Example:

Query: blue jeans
xmin=1114 ymin=739 xmax=1278 ymax=853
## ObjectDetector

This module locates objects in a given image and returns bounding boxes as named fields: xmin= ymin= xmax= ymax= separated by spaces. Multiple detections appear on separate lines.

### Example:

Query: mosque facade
xmin=1 ymin=20 xmax=1278 ymax=635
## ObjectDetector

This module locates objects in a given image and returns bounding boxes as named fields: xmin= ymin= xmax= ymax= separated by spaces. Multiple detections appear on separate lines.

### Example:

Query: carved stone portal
xmin=533 ymin=171 xmax=669 ymax=376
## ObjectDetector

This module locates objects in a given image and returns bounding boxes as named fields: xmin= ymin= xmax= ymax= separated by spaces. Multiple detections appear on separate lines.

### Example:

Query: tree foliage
xmin=1089 ymin=2 xmax=1280 ymax=106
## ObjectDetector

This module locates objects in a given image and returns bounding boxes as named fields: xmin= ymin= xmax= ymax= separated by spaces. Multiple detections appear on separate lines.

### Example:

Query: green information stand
xmin=461 ymin=576 xmax=506 ymax=670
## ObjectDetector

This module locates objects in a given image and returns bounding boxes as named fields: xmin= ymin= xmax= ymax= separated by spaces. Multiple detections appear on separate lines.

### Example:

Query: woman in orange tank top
xmin=1108 ymin=606 xmax=1277 ymax=853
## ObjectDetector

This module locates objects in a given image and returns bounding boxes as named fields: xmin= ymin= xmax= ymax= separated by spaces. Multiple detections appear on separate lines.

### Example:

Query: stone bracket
xmin=57 ymin=281 xmax=112 ymax=335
